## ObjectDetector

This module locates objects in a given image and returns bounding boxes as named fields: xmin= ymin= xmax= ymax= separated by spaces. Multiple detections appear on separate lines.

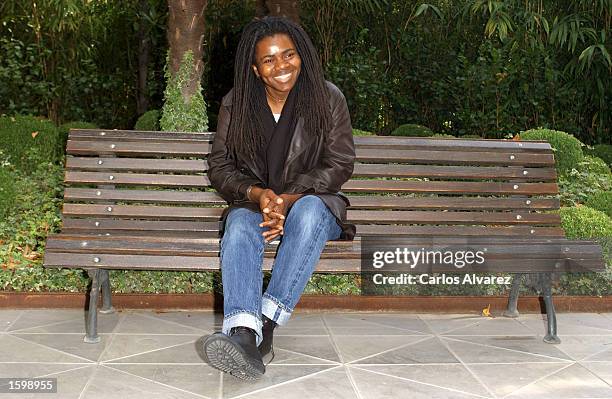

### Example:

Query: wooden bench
xmin=43 ymin=129 xmax=605 ymax=344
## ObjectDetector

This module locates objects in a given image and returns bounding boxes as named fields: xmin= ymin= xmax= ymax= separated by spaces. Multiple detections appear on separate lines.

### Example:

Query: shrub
xmin=560 ymin=206 xmax=612 ymax=239
xmin=160 ymin=51 xmax=209 ymax=132
xmin=520 ymin=129 xmax=583 ymax=175
xmin=59 ymin=121 xmax=98 ymax=150
xmin=0 ymin=116 xmax=61 ymax=173
xmin=588 ymin=144 xmax=612 ymax=167
xmin=390 ymin=124 xmax=434 ymax=137
xmin=431 ymin=133 xmax=455 ymax=138
xmin=134 ymin=110 xmax=161 ymax=131
xmin=353 ymin=128 xmax=374 ymax=136
xmin=558 ymin=155 xmax=612 ymax=206
xmin=577 ymin=155 xmax=611 ymax=175
xmin=585 ymin=191 xmax=612 ymax=218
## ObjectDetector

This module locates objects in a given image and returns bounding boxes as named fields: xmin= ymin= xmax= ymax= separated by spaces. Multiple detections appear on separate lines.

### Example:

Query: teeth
xmin=273 ymin=73 xmax=292 ymax=83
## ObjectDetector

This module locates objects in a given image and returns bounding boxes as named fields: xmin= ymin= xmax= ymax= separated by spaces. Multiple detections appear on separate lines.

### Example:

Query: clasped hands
xmin=247 ymin=186 xmax=302 ymax=242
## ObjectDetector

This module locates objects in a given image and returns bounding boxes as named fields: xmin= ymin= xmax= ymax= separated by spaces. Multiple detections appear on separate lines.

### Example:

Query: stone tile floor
xmin=0 ymin=309 xmax=611 ymax=398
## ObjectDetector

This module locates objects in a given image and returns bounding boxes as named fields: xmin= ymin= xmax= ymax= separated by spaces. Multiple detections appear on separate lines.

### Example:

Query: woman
xmin=203 ymin=16 xmax=355 ymax=380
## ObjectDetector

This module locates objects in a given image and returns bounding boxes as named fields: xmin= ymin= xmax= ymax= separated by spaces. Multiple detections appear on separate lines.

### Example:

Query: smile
xmin=272 ymin=73 xmax=292 ymax=83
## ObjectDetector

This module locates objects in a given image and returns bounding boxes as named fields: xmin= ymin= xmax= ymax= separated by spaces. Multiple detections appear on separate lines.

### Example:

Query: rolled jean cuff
xmin=262 ymin=293 xmax=292 ymax=326
xmin=222 ymin=311 xmax=263 ymax=346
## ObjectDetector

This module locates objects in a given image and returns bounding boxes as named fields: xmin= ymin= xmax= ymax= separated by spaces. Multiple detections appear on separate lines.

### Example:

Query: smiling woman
xmin=202 ymin=16 xmax=355 ymax=380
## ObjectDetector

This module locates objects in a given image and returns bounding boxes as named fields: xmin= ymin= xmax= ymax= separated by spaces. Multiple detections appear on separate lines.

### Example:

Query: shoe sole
xmin=203 ymin=334 xmax=265 ymax=381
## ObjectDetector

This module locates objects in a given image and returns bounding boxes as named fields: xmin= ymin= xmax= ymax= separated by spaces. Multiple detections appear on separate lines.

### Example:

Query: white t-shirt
xmin=273 ymin=113 xmax=281 ymax=123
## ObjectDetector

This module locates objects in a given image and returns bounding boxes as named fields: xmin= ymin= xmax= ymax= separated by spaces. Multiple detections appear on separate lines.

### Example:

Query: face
xmin=252 ymin=33 xmax=301 ymax=97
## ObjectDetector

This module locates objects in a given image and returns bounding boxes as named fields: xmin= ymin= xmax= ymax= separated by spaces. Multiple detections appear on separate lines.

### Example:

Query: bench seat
xmin=43 ymin=129 xmax=606 ymax=344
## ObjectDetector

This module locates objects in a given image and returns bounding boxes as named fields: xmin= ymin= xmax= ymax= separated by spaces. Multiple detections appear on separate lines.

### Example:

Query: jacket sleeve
xmin=207 ymin=103 xmax=261 ymax=203
xmin=285 ymin=87 xmax=355 ymax=194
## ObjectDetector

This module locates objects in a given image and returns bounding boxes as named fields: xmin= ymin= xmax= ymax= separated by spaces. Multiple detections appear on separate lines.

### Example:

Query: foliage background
xmin=0 ymin=0 xmax=609 ymax=143
xmin=0 ymin=0 xmax=610 ymax=296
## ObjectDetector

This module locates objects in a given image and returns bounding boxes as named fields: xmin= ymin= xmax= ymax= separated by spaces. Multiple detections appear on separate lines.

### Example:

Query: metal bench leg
xmin=542 ymin=273 xmax=561 ymax=344
xmin=503 ymin=273 xmax=522 ymax=318
xmin=84 ymin=269 xmax=101 ymax=344
xmin=99 ymin=269 xmax=115 ymax=314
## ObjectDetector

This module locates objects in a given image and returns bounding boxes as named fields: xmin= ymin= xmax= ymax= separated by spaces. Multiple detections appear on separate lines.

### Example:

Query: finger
xmin=264 ymin=232 xmax=282 ymax=242
xmin=259 ymin=219 xmax=279 ymax=228
xmin=263 ymin=229 xmax=282 ymax=239
xmin=267 ymin=211 xmax=285 ymax=220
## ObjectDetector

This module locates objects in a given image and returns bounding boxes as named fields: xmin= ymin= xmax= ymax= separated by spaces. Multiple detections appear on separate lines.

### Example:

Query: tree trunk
xmin=166 ymin=0 xmax=207 ymax=101
xmin=136 ymin=0 xmax=151 ymax=115
xmin=257 ymin=0 xmax=300 ymax=25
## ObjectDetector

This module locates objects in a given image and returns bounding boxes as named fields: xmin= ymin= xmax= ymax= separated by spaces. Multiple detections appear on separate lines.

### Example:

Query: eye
xmin=263 ymin=58 xmax=272 ymax=64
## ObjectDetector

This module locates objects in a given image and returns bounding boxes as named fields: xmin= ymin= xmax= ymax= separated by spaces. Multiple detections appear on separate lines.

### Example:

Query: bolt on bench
xmin=43 ymin=129 xmax=605 ymax=344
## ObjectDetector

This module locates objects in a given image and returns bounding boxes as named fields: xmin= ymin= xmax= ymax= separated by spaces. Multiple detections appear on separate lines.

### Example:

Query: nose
xmin=275 ymin=57 xmax=290 ymax=70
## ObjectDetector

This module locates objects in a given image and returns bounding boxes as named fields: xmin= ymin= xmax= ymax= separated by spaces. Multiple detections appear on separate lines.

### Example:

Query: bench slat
xmin=68 ymin=129 xmax=552 ymax=152
xmin=43 ymin=252 xmax=604 ymax=273
xmin=62 ymin=204 xmax=560 ymax=225
xmin=65 ymin=171 xmax=209 ymax=187
xmin=65 ymin=158 xmax=557 ymax=181
xmin=352 ymin=164 xmax=557 ymax=180
xmin=66 ymin=157 xmax=207 ymax=173
xmin=66 ymin=140 xmax=553 ymax=166
xmin=342 ymin=180 xmax=559 ymax=195
xmin=60 ymin=218 xmax=566 ymax=236
xmin=353 ymin=136 xmax=552 ymax=152
xmin=355 ymin=148 xmax=554 ymax=165
xmin=64 ymin=171 xmax=559 ymax=195
xmin=66 ymin=140 xmax=211 ymax=156
xmin=63 ymin=188 xmax=560 ymax=210
xmin=46 ymin=236 xmax=601 ymax=258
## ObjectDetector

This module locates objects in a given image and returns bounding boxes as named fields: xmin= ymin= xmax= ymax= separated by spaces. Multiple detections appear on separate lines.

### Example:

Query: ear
xmin=252 ymin=65 xmax=260 ymax=78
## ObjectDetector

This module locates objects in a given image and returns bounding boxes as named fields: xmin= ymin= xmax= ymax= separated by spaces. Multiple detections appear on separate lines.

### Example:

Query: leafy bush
xmin=0 ymin=116 xmax=61 ymax=173
xmin=560 ymin=206 xmax=612 ymax=239
xmin=520 ymin=129 xmax=584 ymax=175
xmin=160 ymin=51 xmax=208 ymax=132
xmin=352 ymin=128 xmax=374 ymax=136
xmin=588 ymin=144 xmax=612 ymax=167
xmin=431 ymin=133 xmax=455 ymax=138
xmin=585 ymin=191 xmax=612 ymax=218
xmin=558 ymin=156 xmax=612 ymax=206
xmin=391 ymin=124 xmax=434 ymax=137
xmin=134 ymin=110 xmax=161 ymax=131
xmin=58 ymin=121 xmax=98 ymax=150
xmin=558 ymin=206 xmax=612 ymax=295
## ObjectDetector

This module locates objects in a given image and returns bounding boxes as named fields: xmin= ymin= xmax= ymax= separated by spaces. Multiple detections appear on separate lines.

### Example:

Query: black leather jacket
xmin=207 ymin=81 xmax=356 ymax=240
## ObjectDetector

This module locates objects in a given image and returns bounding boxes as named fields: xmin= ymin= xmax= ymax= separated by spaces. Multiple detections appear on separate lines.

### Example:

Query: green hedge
xmin=560 ymin=206 xmax=612 ymax=239
xmin=558 ymin=155 xmax=612 ymax=206
xmin=585 ymin=191 xmax=612 ymax=219
xmin=390 ymin=123 xmax=434 ymax=137
xmin=520 ymin=129 xmax=584 ymax=175
xmin=0 ymin=116 xmax=61 ymax=173
xmin=134 ymin=109 xmax=161 ymax=131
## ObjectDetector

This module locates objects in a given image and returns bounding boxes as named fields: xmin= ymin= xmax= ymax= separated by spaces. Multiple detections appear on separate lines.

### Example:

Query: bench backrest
xmin=61 ymin=129 xmax=563 ymax=239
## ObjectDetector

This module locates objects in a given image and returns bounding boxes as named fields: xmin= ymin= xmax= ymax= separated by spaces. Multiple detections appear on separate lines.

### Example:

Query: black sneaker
xmin=258 ymin=315 xmax=277 ymax=364
xmin=203 ymin=326 xmax=265 ymax=380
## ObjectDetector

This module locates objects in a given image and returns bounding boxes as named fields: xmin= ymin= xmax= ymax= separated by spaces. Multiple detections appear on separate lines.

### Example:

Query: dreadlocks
xmin=225 ymin=16 xmax=333 ymax=160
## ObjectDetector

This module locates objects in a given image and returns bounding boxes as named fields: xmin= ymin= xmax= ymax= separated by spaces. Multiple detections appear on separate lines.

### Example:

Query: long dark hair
xmin=226 ymin=16 xmax=332 ymax=160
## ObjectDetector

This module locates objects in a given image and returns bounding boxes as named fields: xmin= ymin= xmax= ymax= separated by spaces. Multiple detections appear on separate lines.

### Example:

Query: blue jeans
xmin=220 ymin=195 xmax=342 ymax=346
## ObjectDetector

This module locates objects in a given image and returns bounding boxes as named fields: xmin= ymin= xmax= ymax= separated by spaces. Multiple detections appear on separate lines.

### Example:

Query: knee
xmin=286 ymin=196 xmax=328 ymax=234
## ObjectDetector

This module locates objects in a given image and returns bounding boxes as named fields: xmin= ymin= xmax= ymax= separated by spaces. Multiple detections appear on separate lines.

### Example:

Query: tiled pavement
xmin=0 ymin=310 xmax=611 ymax=398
